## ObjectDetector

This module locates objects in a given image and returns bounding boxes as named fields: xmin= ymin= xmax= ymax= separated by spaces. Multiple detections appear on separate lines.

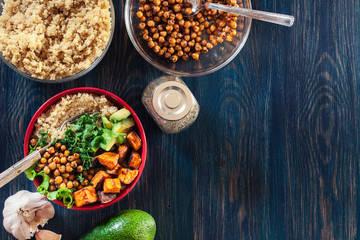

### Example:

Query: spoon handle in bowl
xmin=206 ymin=2 xmax=295 ymax=27
xmin=0 ymin=151 xmax=41 ymax=188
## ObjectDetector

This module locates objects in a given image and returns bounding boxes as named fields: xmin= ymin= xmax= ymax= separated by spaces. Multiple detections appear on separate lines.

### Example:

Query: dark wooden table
xmin=1 ymin=0 xmax=359 ymax=239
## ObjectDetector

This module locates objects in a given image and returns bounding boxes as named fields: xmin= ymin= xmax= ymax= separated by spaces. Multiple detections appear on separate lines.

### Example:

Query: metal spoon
xmin=0 ymin=112 xmax=98 ymax=188
xmin=190 ymin=0 xmax=294 ymax=27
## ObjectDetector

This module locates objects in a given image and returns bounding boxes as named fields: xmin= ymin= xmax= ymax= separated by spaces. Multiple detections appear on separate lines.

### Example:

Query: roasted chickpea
xmin=30 ymin=139 xmax=37 ymax=147
xmin=77 ymin=166 xmax=84 ymax=173
xmin=55 ymin=176 xmax=63 ymax=184
xmin=136 ymin=11 xmax=144 ymax=18
xmin=40 ymin=158 xmax=47 ymax=164
xmin=76 ymin=159 xmax=82 ymax=165
xmin=49 ymin=162 xmax=56 ymax=170
xmin=48 ymin=147 xmax=55 ymax=154
xmin=88 ymin=169 xmax=95 ymax=175
xmin=43 ymin=166 xmax=50 ymax=175
xmin=49 ymin=185 xmax=56 ymax=191
xmin=53 ymin=169 xmax=60 ymax=177
xmin=139 ymin=22 xmax=146 ymax=29
xmin=66 ymin=166 xmax=73 ymax=173
xmin=192 ymin=52 xmax=200 ymax=60
xmin=59 ymin=165 xmax=66 ymax=173
xmin=69 ymin=175 xmax=76 ymax=181
xmin=62 ymin=173 xmax=70 ymax=179
xmin=87 ymin=175 xmax=93 ymax=181
xmin=70 ymin=161 xmax=78 ymax=169
xmin=170 ymin=55 xmax=178 ymax=62
xmin=55 ymin=142 xmax=61 ymax=149
xmin=73 ymin=180 xmax=79 ymax=188
xmin=38 ymin=164 xmax=45 ymax=169
xmin=49 ymin=178 xmax=55 ymax=185
xmin=67 ymin=156 xmax=75 ymax=162
xmin=64 ymin=150 xmax=70 ymax=157
xmin=67 ymin=181 xmax=74 ymax=189
xmin=184 ymin=7 xmax=192 ymax=15
xmin=147 ymin=20 xmax=155 ymax=27
xmin=60 ymin=145 xmax=67 ymax=151
xmin=60 ymin=157 xmax=67 ymax=164
xmin=43 ymin=152 xmax=50 ymax=159
xmin=59 ymin=183 xmax=66 ymax=189
xmin=148 ymin=41 xmax=155 ymax=48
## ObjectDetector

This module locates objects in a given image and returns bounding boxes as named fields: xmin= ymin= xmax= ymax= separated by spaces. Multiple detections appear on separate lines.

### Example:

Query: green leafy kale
xmin=55 ymin=113 xmax=104 ymax=170
xmin=77 ymin=172 xmax=85 ymax=183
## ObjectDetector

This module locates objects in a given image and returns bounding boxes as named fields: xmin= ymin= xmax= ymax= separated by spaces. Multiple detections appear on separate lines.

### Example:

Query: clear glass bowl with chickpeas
xmin=125 ymin=0 xmax=252 ymax=76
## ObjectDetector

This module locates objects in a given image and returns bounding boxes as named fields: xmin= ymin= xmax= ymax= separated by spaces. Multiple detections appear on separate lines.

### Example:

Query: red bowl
xmin=24 ymin=87 xmax=147 ymax=210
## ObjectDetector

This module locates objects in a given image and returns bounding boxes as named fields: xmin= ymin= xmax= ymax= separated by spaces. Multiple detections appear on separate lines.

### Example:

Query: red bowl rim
xmin=23 ymin=87 xmax=147 ymax=211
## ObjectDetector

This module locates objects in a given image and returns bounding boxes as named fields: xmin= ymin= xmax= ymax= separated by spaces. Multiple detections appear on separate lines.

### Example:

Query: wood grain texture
xmin=0 ymin=0 xmax=359 ymax=239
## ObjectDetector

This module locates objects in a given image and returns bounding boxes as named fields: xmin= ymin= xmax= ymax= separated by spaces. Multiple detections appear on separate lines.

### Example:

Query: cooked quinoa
xmin=33 ymin=93 xmax=118 ymax=141
xmin=0 ymin=0 xmax=111 ymax=80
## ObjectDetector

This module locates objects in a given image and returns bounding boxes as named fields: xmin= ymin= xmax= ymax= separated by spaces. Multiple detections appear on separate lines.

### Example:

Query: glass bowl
xmin=24 ymin=87 xmax=147 ymax=210
xmin=125 ymin=0 xmax=252 ymax=77
xmin=0 ymin=0 xmax=115 ymax=83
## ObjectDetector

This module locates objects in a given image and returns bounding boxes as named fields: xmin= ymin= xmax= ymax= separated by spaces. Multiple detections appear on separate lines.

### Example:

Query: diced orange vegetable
xmin=118 ymin=144 xmax=130 ymax=164
xmin=106 ymin=164 xmax=121 ymax=175
xmin=118 ymin=168 xmax=139 ymax=185
xmin=103 ymin=178 xmax=121 ymax=193
xmin=128 ymin=151 xmax=141 ymax=169
xmin=73 ymin=186 xmax=98 ymax=207
xmin=126 ymin=131 xmax=142 ymax=151
xmin=98 ymin=152 xmax=119 ymax=169
xmin=91 ymin=170 xmax=111 ymax=189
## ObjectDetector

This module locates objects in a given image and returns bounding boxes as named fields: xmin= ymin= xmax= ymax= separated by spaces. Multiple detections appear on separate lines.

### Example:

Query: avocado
xmin=79 ymin=209 xmax=156 ymax=240
xmin=109 ymin=108 xmax=131 ymax=122
xmin=101 ymin=116 xmax=113 ymax=129
xmin=99 ymin=129 xmax=118 ymax=151
xmin=117 ymin=133 xmax=127 ymax=144
xmin=112 ymin=118 xmax=135 ymax=134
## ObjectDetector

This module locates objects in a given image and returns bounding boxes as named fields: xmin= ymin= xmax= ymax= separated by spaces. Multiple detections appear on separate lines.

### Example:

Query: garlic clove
xmin=36 ymin=202 xmax=55 ymax=219
xmin=35 ymin=230 xmax=62 ymax=240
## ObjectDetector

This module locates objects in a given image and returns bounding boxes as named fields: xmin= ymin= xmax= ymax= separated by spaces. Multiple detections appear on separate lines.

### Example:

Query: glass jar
xmin=142 ymin=76 xmax=200 ymax=134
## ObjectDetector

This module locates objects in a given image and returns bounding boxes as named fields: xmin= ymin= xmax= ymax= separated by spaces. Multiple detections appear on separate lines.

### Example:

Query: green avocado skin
xmin=79 ymin=209 xmax=156 ymax=240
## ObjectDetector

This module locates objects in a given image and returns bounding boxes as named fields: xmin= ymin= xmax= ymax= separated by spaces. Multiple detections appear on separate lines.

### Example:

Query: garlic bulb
xmin=2 ymin=190 xmax=55 ymax=240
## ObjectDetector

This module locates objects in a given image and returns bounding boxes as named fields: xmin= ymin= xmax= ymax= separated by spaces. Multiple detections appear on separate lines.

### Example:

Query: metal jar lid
xmin=152 ymin=81 xmax=193 ymax=121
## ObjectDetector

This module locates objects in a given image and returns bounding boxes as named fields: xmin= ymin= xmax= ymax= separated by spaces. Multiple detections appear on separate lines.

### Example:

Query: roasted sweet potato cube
xmin=106 ymin=164 xmax=121 ymax=175
xmin=118 ymin=144 xmax=130 ymax=164
xmin=126 ymin=131 xmax=142 ymax=151
xmin=118 ymin=168 xmax=139 ymax=185
xmin=98 ymin=152 xmax=119 ymax=169
xmin=91 ymin=170 xmax=111 ymax=189
xmin=103 ymin=178 xmax=121 ymax=193
xmin=73 ymin=186 xmax=98 ymax=207
xmin=128 ymin=151 xmax=141 ymax=169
